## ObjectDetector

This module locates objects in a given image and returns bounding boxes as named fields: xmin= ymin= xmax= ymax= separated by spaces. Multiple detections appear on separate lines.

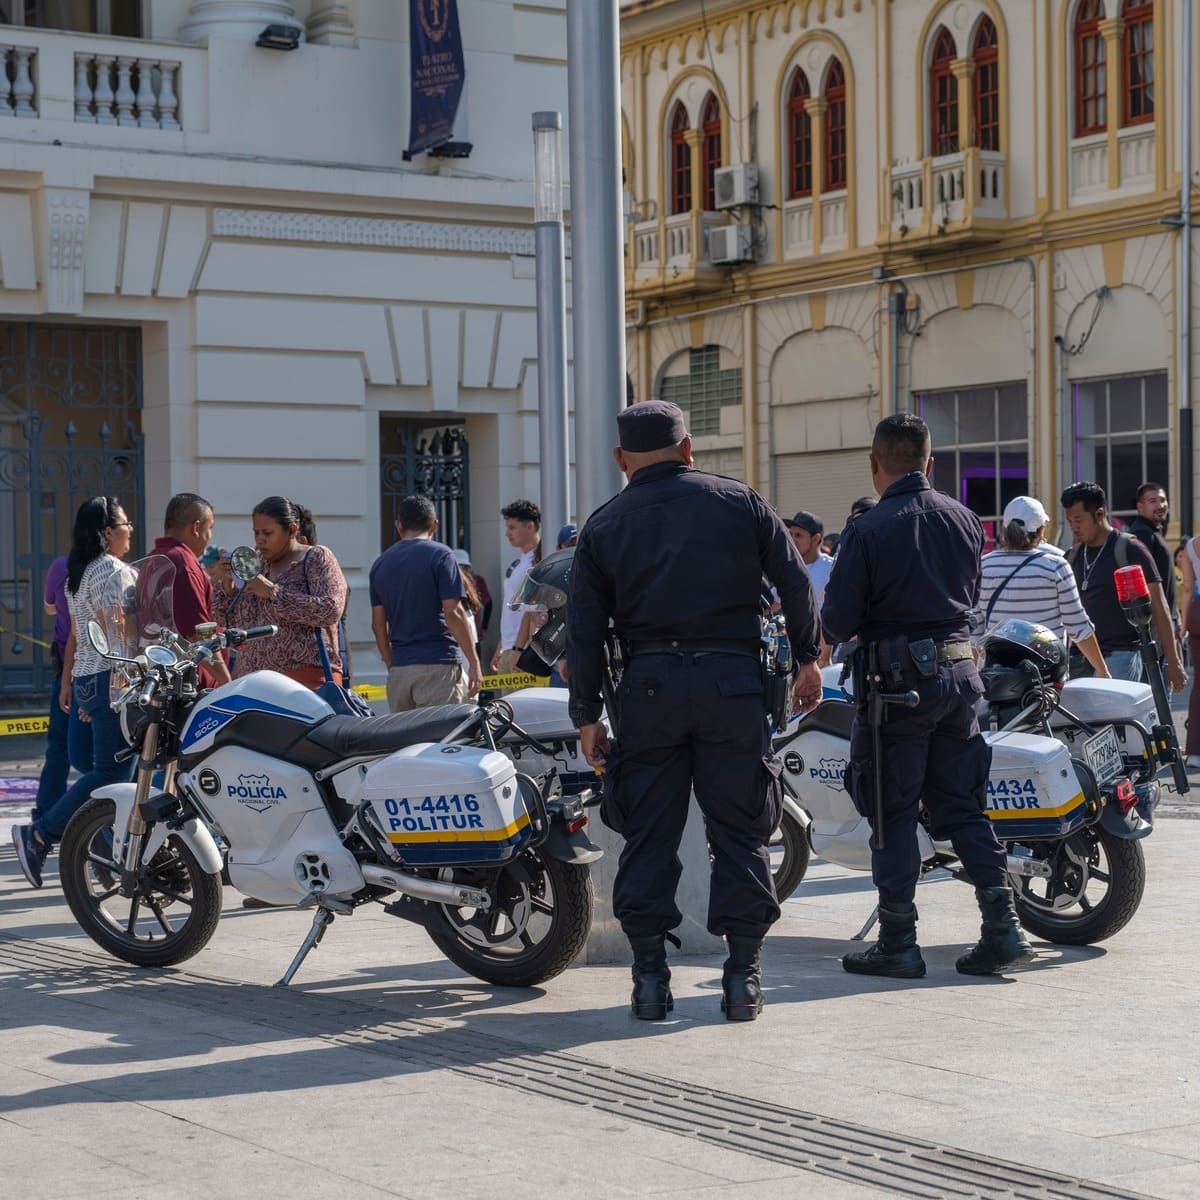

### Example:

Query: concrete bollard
xmin=578 ymin=796 xmax=726 ymax=964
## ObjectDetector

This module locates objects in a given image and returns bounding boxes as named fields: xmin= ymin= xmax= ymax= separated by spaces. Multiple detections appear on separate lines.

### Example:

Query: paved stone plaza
xmin=1 ymin=788 xmax=1197 ymax=1200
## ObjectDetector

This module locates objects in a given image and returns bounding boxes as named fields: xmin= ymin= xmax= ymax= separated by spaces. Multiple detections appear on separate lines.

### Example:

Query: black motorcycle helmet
xmin=509 ymin=547 xmax=574 ymax=670
xmin=980 ymin=619 xmax=1069 ymax=702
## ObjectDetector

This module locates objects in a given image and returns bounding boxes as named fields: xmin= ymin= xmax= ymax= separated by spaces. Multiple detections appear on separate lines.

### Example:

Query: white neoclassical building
xmin=0 ymin=0 xmax=569 ymax=700
xmin=620 ymin=0 xmax=1196 ymax=548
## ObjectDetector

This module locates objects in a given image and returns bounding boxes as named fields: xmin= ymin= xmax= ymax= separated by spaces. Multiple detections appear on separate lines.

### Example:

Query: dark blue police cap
xmin=617 ymin=400 xmax=688 ymax=452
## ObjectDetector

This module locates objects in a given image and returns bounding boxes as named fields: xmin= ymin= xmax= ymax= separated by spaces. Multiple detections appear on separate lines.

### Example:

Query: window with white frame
xmin=1073 ymin=372 xmax=1168 ymax=521
xmin=917 ymin=383 xmax=1029 ymax=544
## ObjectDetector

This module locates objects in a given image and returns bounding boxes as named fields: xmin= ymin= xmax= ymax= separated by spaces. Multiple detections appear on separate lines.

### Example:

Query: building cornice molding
xmin=212 ymin=208 xmax=538 ymax=256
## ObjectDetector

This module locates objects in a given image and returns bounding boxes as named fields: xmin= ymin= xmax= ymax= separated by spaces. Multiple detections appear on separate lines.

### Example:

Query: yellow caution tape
xmin=0 ymin=715 xmax=50 ymax=737
xmin=0 ymin=624 xmax=55 ymax=651
xmin=482 ymin=672 xmax=551 ymax=689
xmin=352 ymin=674 xmax=551 ymax=701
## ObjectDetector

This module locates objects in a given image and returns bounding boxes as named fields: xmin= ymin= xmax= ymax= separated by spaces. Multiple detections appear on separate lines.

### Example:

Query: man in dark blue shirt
xmin=822 ymin=413 xmax=1033 ymax=979
xmin=569 ymin=400 xmax=822 ymax=1023
xmin=370 ymin=496 xmax=481 ymax=712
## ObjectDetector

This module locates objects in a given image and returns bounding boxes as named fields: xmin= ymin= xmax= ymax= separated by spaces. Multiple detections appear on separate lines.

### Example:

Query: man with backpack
xmin=1061 ymin=481 xmax=1185 ymax=687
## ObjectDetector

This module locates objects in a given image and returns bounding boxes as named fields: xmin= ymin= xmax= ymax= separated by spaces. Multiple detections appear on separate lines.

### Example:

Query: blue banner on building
xmin=407 ymin=0 xmax=466 ymax=157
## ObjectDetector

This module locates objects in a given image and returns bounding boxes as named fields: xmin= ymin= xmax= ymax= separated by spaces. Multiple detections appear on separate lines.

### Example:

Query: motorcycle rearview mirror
xmin=230 ymin=545 xmax=264 ymax=583
xmin=86 ymin=619 xmax=110 ymax=656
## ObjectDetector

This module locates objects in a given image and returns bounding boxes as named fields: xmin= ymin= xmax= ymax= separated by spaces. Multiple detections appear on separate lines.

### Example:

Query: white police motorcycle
xmin=57 ymin=555 xmax=601 ymax=988
xmin=768 ymin=617 xmax=1174 ymax=946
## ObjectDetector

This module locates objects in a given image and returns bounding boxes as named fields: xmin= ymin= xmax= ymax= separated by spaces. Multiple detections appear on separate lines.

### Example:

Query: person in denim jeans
xmin=13 ymin=497 xmax=134 ymax=890
xmin=32 ymin=555 xmax=92 ymax=822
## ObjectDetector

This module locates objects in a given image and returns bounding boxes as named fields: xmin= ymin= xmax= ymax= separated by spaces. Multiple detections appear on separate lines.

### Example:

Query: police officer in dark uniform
xmin=568 ymin=400 xmax=822 ymax=1022
xmin=821 ymin=413 xmax=1034 ymax=978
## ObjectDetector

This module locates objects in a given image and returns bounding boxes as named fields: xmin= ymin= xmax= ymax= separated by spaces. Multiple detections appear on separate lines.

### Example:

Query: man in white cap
xmin=976 ymin=495 xmax=1108 ymax=676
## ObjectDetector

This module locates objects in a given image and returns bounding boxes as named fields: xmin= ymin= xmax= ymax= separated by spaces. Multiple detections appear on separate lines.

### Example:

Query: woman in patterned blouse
xmin=213 ymin=496 xmax=349 ymax=690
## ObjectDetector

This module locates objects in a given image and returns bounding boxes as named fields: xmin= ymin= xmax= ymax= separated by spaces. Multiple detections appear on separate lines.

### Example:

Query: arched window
xmin=930 ymin=27 xmax=959 ymax=156
xmin=824 ymin=59 xmax=847 ymax=191
xmin=1075 ymin=0 xmax=1107 ymax=137
xmin=701 ymin=92 xmax=722 ymax=212
xmin=669 ymin=101 xmax=691 ymax=215
xmin=787 ymin=69 xmax=813 ymax=199
xmin=972 ymin=17 xmax=1000 ymax=151
xmin=1123 ymin=0 xmax=1153 ymax=125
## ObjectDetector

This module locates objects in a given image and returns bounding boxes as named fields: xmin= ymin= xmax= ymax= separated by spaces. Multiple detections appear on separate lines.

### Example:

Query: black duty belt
xmin=628 ymin=639 xmax=761 ymax=659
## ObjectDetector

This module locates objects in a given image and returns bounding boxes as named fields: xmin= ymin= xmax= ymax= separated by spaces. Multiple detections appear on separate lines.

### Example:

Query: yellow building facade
xmin=619 ymin=0 xmax=1195 ymax=543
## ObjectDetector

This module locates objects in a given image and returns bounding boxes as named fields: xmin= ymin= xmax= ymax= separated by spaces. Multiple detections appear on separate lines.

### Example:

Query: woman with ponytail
xmin=212 ymin=496 xmax=348 ymax=689
xmin=13 ymin=496 xmax=135 ymax=889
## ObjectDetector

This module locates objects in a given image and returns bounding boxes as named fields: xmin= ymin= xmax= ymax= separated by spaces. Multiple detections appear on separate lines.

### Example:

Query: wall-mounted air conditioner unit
xmin=709 ymin=223 xmax=753 ymax=265
xmin=714 ymin=163 xmax=759 ymax=209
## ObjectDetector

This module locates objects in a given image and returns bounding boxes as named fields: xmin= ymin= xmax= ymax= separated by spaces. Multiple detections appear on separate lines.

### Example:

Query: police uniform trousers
xmin=846 ymin=658 xmax=1007 ymax=906
xmin=602 ymin=650 xmax=783 ymax=939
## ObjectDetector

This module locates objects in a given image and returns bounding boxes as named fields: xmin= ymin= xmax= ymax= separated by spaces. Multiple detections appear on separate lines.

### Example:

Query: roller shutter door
xmin=772 ymin=448 xmax=873 ymax=533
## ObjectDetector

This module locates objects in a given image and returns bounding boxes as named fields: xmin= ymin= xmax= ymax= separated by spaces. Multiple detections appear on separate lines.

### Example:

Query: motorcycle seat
xmin=305 ymin=704 xmax=478 ymax=759
xmin=789 ymin=699 xmax=856 ymax=740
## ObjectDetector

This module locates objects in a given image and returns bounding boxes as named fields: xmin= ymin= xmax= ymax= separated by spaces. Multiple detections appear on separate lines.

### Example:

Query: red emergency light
xmin=1114 ymin=566 xmax=1150 ymax=605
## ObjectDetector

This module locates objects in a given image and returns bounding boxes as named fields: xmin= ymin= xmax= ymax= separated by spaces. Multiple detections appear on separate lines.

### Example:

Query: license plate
xmin=1083 ymin=726 xmax=1123 ymax=785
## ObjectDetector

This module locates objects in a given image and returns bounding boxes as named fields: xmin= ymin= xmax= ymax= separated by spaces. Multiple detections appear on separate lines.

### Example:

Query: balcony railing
xmin=821 ymin=190 xmax=848 ymax=251
xmin=1118 ymin=125 xmax=1154 ymax=188
xmin=630 ymin=210 xmax=726 ymax=288
xmin=1 ymin=43 xmax=37 ymax=117
xmin=889 ymin=149 xmax=1006 ymax=241
xmin=74 ymin=52 xmax=180 ymax=129
xmin=782 ymin=195 xmax=814 ymax=259
xmin=0 ymin=29 xmax=199 ymax=135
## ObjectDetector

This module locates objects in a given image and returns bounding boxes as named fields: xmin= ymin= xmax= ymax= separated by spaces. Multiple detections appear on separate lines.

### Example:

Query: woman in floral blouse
xmin=213 ymin=496 xmax=348 ymax=689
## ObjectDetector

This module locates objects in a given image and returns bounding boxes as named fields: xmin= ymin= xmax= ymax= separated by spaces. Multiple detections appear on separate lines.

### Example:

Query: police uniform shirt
xmin=821 ymin=471 xmax=983 ymax=647
xmin=568 ymin=462 xmax=821 ymax=726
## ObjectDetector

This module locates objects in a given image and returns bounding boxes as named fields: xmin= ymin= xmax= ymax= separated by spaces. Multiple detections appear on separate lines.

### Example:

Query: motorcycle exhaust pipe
xmin=361 ymin=864 xmax=493 ymax=910
xmin=1005 ymin=851 xmax=1052 ymax=880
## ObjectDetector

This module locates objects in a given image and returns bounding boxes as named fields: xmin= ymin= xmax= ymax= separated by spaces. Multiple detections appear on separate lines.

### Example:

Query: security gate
xmin=379 ymin=419 xmax=469 ymax=553
xmin=0 ymin=324 xmax=143 ymax=700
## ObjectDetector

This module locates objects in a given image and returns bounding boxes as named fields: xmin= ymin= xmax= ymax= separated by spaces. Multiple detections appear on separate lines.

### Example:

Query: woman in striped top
xmin=975 ymin=496 xmax=1110 ymax=678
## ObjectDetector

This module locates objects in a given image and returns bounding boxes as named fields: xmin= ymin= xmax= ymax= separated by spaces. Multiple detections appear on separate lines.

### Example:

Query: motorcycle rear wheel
xmin=59 ymin=797 xmax=222 ymax=967
xmin=425 ymin=847 xmax=593 ymax=987
xmin=1010 ymin=825 xmax=1145 ymax=945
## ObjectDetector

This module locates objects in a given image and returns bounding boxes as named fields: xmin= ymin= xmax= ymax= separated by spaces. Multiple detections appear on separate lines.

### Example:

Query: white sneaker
xmin=1186 ymin=756 xmax=1200 ymax=771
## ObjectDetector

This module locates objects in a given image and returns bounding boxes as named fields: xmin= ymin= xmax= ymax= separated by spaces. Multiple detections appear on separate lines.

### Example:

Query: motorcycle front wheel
xmin=425 ymin=846 xmax=593 ymax=987
xmin=59 ymin=797 xmax=223 ymax=967
xmin=770 ymin=809 xmax=811 ymax=901
xmin=1009 ymin=825 xmax=1145 ymax=945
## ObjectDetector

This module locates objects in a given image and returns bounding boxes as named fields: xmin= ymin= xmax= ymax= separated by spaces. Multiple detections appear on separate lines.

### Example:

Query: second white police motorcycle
xmin=769 ymin=591 xmax=1184 ymax=946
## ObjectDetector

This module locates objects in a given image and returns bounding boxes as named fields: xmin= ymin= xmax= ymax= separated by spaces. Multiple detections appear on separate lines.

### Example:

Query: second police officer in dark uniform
xmin=568 ymin=401 xmax=823 ymax=1022
xmin=821 ymin=413 xmax=1035 ymax=978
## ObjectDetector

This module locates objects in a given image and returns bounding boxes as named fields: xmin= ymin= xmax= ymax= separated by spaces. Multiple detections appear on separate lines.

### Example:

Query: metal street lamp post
xmin=567 ymin=0 xmax=627 ymax=523
xmin=533 ymin=111 xmax=571 ymax=542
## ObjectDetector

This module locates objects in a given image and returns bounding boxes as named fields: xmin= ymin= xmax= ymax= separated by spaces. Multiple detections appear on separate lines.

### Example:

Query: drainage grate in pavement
xmin=0 ymin=935 xmax=1157 ymax=1200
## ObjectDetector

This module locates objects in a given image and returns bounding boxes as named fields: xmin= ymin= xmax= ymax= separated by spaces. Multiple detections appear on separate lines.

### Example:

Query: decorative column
xmin=685 ymin=127 xmax=704 ymax=263
xmin=806 ymin=97 xmax=827 ymax=253
xmin=306 ymin=3 xmax=355 ymax=46
xmin=179 ymin=2 xmax=302 ymax=45
xmin=1099 ymin=17 xmax=1125 ymax=189
xmin=952 ymin=57 xmax=976 ymax=218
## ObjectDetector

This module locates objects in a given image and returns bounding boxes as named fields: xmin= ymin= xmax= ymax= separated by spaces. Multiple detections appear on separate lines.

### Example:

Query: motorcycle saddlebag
xmin=362 ymin=743 xmax=533 ymax=867
xmin=982 ymin=730 xmax=1091 ymax=841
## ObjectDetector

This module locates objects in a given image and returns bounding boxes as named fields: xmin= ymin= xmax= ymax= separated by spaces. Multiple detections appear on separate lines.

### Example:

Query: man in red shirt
xmin=151 ymin=493 xmax=232 ymax=686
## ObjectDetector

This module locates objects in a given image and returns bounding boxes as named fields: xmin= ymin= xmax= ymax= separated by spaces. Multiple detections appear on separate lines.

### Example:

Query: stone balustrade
xmin=74 ymin=52 xmax=181 ymax=129
xmin=0 ymin=44 xmax=38 ymax=118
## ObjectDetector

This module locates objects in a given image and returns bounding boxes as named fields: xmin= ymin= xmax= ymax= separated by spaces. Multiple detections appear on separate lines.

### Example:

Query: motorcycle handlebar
xmin=244 ymin=625 xmax=279 ymax=640
xmin=138 ymin=675 xmax=158 ymax=708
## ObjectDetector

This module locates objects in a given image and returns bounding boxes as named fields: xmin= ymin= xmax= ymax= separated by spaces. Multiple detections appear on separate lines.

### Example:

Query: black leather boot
xmin=956 ymin=886 xmax=1036 ymax=975
xmin=628 ymin=934 xmax=673 ymax=1020
xmin=842 ymin=900 xmax=927 ymax=978
xmin=720 ymin=935 xmax=764 ymax=1021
